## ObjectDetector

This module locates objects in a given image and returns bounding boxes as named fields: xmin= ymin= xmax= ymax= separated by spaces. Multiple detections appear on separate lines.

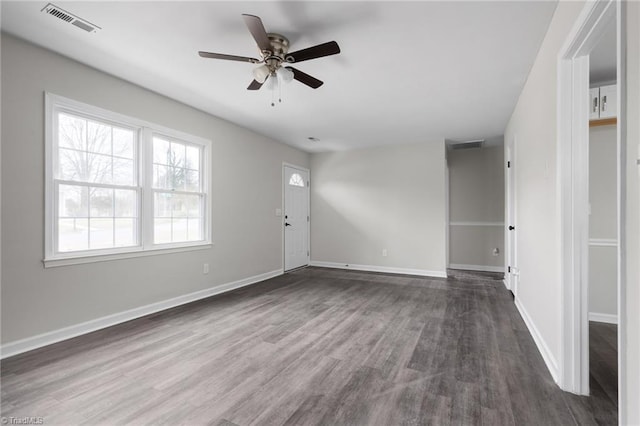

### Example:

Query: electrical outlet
xmin=492 ymin=248 xmax=500 ymax=257
xmin=382 ymin=249 xmax=388 ymax=257
xmin=203 ymin=263 xmax=210 ymax=274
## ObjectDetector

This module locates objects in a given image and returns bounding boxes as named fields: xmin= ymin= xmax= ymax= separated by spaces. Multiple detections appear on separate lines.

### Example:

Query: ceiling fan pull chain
xmin=271 ymin=81 xmax=275 ymax=107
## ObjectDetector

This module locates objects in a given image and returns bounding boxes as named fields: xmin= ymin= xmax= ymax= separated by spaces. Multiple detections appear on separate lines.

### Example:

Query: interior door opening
xmin=557 ymin=2 xmax=623 ymax=422
xmin=586 ymin=14 xmax=619 ymax=415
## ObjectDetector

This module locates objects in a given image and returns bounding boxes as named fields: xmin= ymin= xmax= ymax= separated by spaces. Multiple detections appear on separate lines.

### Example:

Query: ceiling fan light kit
xmin=198 ymin=14 xmax=341 ymax=106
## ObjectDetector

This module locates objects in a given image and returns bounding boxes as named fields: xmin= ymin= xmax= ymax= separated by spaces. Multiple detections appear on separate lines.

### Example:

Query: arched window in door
xmin=289 ymin=173 xmax=305 ymax=187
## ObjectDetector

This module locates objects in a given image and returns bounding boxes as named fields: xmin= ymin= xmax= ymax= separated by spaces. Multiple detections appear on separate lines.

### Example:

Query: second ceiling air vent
xmin=450 ymin=139 xmax=485 ymax=150
xmin=41 ymin=3 xmax=101 ymax=33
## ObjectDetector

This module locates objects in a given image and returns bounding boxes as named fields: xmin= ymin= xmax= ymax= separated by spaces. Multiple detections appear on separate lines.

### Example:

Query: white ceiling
xmin=1 ymin=1 xmax=557 ymax=152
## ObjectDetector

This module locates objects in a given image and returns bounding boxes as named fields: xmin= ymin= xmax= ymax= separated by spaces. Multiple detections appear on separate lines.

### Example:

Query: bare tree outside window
xmin=56 ymin=113 xmax=137 ymax=251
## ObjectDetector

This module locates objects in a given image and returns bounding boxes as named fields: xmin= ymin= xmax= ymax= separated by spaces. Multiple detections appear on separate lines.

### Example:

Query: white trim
xmin=449 ymin=221 xmax=505 ymax=227
xmin=557 ymin=0 xmax=620 ymax=397
xmin=588 ymin=238 xmax=619 ymax=247
xmin=515 ymin=298 xmax=560 ymax=384
xmin=448 ymin=263 xmax=504 ymax=273
xmin=43 ymin=242 xmax=212 ymax=268
xmin=310 ymin=261 xmax=447 ymax=278
xmin=0 ymin=268 xmax=283 ymax=359
xmin=502 ymin=279 xmax=509 ymax=290
xmin=589 ymin=312 xmax=618 ymax=324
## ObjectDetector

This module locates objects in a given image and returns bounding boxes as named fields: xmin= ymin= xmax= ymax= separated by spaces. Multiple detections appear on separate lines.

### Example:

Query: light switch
xmin=275 ymin=208 xmax=282 ymax=217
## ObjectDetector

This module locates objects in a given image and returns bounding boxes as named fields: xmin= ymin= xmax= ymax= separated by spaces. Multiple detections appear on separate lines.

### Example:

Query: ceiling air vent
xmin=450 ymin=139 xmax=485 ymax=150
xmin=41 ymin=3 xmax=101 ymax=33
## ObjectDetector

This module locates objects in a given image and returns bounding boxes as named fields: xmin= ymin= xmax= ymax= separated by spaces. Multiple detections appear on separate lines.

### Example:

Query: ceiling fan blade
xmin=286 ymin=67 xmax=323 ymax=89
xmin=242 ymin=14 xmax=272 ymax=52
xmin=285 ymin=41 xmax=340 ymax=63
xmin=247 ymin=79 xmax=264 ymax=90
xmin=198 ymin=51 xmax=260 ymax=64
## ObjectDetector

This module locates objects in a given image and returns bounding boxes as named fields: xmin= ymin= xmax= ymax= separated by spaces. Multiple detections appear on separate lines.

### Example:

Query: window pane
xmin=168 ymin=167 xmax=185 ymax=191
xmin=154 ymin=192 xmax=172 ymax=217
xmin=153 ymin=137 xmax=171 ymax=165
xmin=58 ymin=218 xmax=88 ymax=252
xmin=184 ymin=194 xmax=202 ymax=217
xmin=172 ymin=218 xmax=188 ymax=242
xmin=59 ymin=184 xmax=88 ymax=217
xmin=185 ymin=145 xmax=200 ymax=171
xmin=87 ymin=121 xmax=111 ymax=155
xmin=172 ymin=194 xmax=188 ymax=218
xmin=115 ymin=189 xmax=136 ymax=217
xmin=170 ymin=143 xmax=185 ymax=168
xmin=185 ymin=170 xmax=200 ymax=192
xmin=153 ymin=164 xmax=169 ymax=189
xmin=187 ymin=218 xmax=202 ymax=241
xmin=115 ymin=218 xmax=136 ymax=247
xmin=113 ymin=158 xmax=134 ymax=186
xmin=58 ymin=113 xmax=86 ymax=151
xmin=88 ymin=153 xmax=112 ymax=184
xmin=58 ymin=148 xmax=86 ymax=181
xmin=89 ymin=218 xmax=113 ymax=249
xmin=113 ymin=128 xmax=134 ymax=159
xmin=90 ymin=188 xmax=113 ymax=217
xmin=154 ymin=218 xmax=172 ymax=244
xmin=57 ymin=113 xmax=138 ymax=187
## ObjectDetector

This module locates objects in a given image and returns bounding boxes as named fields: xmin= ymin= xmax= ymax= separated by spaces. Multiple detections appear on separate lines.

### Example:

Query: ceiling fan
xmin=198 ymin=14 xmax=341 ymax=91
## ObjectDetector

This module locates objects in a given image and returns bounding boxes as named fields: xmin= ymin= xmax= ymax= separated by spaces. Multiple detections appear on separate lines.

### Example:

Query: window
xmin=45 ymin=94 xmax=211 ymax=266
xmin=152 ymin=136 xmax=204 ymax=243
xmin=289 ymin=173 xmax=305 ymax=187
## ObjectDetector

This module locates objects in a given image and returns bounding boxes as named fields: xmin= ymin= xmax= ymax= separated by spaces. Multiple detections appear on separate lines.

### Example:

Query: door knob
xmin=285 ymin=222 xmax=292 ymax=227
xmin=508 ymin=226 xmax=515 ymax=231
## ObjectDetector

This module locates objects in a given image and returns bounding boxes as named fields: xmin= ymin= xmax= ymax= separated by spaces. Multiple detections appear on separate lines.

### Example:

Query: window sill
xmin=43 ymin=243 xmax=213 ymax=268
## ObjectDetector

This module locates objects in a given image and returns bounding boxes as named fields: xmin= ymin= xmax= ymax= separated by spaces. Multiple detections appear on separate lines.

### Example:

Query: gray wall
xmin=504 ymin=0 xmax=586 ymax=379
xmin=1 ymin=34 xmax=309 ymax=344
xmin=588 ymin=125 xmax=617 ymax=319
xmin=310 ymin=142 xmax=446 ymax=276
xmin=448 ymin=145 xmax=505 ymax=270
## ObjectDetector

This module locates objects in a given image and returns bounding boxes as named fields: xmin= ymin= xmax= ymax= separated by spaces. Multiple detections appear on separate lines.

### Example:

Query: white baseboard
xmin=309 ymin=261 xmax=447 ymax=278
xmin=514 ymin=298 xmax=560 ymax=384
xmin=589 ymin=312 xmax=618 ymax=324
xmin=449 ymin=263 xmax=504 ymax=273
xmin=0 ymin=269 xmax=283 ymax=359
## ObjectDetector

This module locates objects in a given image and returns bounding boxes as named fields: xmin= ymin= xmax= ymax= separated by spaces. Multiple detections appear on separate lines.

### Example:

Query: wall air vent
xmin=449 ymin=139 xmax=485 ymax=150
xmin=41 ymin=3 xmax=101 ymax=33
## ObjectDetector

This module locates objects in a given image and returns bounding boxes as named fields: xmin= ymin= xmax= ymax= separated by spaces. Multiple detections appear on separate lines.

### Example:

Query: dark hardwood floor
xmin=1 ymin=267 xmax=617 ymax=425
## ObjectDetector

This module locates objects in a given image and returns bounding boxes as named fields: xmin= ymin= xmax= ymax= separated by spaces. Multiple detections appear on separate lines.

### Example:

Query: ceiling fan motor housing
xmin=265 ymin=34 xmax=289 ymax=60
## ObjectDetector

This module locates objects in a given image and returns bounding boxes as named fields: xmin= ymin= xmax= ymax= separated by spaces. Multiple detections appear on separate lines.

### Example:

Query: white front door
xmin=284 ymin=165 xmax=309 ymax=271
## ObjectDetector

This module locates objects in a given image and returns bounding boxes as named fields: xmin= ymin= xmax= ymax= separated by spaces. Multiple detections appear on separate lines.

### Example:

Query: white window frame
xmin=44 ymin=93 xmax=212 ymax=268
